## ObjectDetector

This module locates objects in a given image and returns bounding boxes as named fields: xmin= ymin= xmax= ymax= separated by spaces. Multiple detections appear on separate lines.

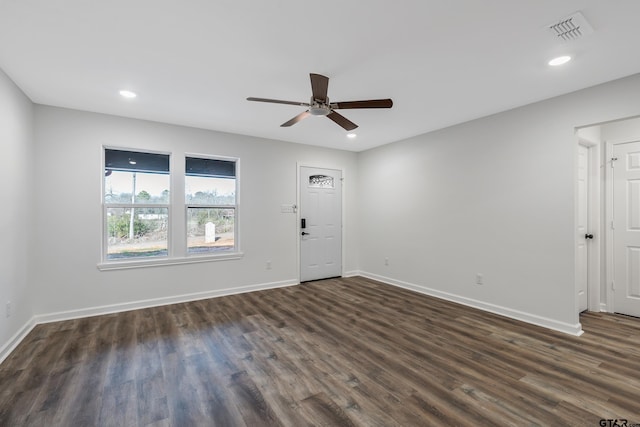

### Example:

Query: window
xmin=102 ymin=148 xmax=240 ymax=267
xmin=309 ymin=174 xmax=334 ymax=188
xmin=104 ymin=149 xmax=170 ymax=260
xmin=185 ymin=156 xmax=237 ymax=255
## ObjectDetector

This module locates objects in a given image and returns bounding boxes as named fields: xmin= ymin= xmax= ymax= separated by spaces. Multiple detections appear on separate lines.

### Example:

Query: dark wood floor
xmin=1 ymin=276 xmax=639 ymax=426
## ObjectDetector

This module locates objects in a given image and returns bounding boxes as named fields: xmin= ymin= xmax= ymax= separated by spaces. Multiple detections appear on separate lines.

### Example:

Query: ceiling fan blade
xmin=310 ymin=73 xmax=329 ymax=102
xmin=332 ymin=99 xmax=393 ymax=109
xmin=326 ymin=111 xmax=358 ymax=131
xmin=247 ymin=97 xmax=309 ymax=107
xmin=281 ymin=111 xmax=311 ymax=127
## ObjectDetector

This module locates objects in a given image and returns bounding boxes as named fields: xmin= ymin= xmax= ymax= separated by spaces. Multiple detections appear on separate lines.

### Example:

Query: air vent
xmin=547 ymin=11 xmax=594 ymax=42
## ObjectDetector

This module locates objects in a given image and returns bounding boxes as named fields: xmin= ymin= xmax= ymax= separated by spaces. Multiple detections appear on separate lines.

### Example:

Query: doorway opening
xmin=577 ymin=115 xmax=640 ymax=318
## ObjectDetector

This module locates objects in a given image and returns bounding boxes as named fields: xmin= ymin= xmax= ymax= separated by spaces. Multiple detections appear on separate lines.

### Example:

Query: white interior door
xmin=612 ymin=140 xmax=640 ymax=317
xmin=577 ymin=144 xmax=590 ymax=312
xmin=299 ymin=166 xmax=342 ymax=282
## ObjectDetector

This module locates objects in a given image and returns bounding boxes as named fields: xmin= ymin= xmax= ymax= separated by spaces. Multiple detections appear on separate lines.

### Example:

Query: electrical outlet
xmin=384 ymin=257 xmax=389 ymax=266
xmin=266 ymin=261 xmax=272 ymax=270
xmin=6 ymin=301 xmax=10 ymax=318
xmin=476 ymin=273 xmax=483 ymax=285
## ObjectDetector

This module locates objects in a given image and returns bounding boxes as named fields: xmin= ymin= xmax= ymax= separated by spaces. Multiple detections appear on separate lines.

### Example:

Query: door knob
xmin=585 ymin=233 xmax=594 ymax=239
xmin=301 ymin=232 xmax=310 ymax=236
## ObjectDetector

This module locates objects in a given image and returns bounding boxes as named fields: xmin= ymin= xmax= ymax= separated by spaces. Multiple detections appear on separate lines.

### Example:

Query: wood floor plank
xmin=160 ymin=351 xmax=208 ymax=426
xmin=0 ymin=325 xmax=48 ymax=372
xmin=185 ymin=352 xmax=246 ymax=426
xmin=228 ymin=370 xmax=282 ymax=426
xmin=98 ymin=379 xmax=138 ymax=427
xmin=58 ymin=314 xmax=117 ymax=427
xmin=298 ymin=392 xmax=358 ymax=426
xmin=2 ymin=276 xmax=640 ymax=426
xmin=104 ymin=310 xmax=138 ymax=389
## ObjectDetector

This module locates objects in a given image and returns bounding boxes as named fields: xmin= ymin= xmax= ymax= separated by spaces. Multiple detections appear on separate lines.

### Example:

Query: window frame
xmin=98 ymin=147 xmax=242 ymax=271
xmin=185 ymin=153 xmax=240 ymax=257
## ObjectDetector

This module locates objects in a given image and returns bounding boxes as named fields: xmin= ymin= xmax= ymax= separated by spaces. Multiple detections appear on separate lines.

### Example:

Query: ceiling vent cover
xmin=547 ymin=11 xmax=594 ymax=42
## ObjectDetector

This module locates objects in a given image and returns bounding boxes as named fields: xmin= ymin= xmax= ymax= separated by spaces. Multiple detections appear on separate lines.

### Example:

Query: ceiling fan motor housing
xmin=309 ymin=96 xmax=331 ymax=116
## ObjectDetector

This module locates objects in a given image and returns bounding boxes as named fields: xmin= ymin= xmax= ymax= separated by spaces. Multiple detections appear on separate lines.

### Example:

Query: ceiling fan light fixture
xmin=309 ymin=97 xmax=331 ymax=116
xmin=347 ymin=133 xmax=357 ymax=139
xmin=309 ymin=105 xmax=331 ymax=116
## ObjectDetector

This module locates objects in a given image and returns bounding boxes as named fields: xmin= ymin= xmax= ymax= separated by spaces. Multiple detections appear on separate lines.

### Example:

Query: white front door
xmin=612 ymin=140 xmax=640 ymax=317
xmin=576 ymin=144 xmax=590 ymax=312
xmin=299 ymin=166 xmax=342 ymax=282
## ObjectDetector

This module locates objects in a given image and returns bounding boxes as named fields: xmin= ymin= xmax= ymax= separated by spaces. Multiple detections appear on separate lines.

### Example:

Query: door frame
xmin=576 ymin=137 xmax=602 ymax=313
xmin=605 ymin=137 xmax=640 ymax=313
xmin=296 ymin=162 xmax=346 ymax=283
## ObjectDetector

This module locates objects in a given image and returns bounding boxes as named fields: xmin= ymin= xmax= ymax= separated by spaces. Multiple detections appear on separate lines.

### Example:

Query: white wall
xmin=32 ymin=106 xmax=358 ymax=317
xmin=0 ymin=68 xmax=34 ymax=357
xmin=576 ymin=125 xmax=601 ymax=144
xmin=601 ymin=116 xmax=640 ymax=142
xmin=357 ymin=73 xmax=640 ymax=335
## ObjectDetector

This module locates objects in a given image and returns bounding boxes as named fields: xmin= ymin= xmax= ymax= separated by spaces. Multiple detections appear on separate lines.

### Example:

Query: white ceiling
xmin=1 ymin=1 xmax=640 ymax=152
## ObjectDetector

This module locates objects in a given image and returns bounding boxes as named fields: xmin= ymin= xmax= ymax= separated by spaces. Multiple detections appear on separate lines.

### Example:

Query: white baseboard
xmin=0 ymin=316 xmax=37 ymax=365
xmin=600 ymin=303 xmax=608 ymax=312
xmin=359 ymin=271 xmax=584 ymax=336
xmin=35 ymin=279 xmax=300 ymax=325
xmin=343 ymin=270 xmax=360 ymax=278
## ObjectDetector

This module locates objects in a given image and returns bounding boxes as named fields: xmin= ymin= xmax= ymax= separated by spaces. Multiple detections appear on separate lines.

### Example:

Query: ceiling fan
xmin=247 ymin=73 xmax=393 ymax=131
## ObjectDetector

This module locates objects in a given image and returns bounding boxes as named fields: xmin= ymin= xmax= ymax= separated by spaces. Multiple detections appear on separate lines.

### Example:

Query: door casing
xmin=576 ymin=137 xmax=601 ymax=314
xmin=576 ymin=143 xmax=590 ymax=312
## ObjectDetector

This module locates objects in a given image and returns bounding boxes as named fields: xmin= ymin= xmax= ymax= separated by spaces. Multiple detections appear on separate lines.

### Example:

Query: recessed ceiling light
xmin=119 ymin=90 xmax=137 ymax=99
xmin=347 ymin=133 xmax=357 ymax=139
xmin=548 ymin=55 xmax=572 ymax=66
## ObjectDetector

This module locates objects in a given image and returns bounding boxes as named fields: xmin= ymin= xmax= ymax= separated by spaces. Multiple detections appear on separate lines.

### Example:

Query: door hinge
xmin=611 ymin=221 xmax=615 ymax=230
xmin=611 ymin=281 xmax=615 ymax=291
xmin=611 ymin=157 xmax=618 ymax=167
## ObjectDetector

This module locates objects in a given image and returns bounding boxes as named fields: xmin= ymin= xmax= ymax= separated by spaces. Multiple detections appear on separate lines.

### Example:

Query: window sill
xmin=97 ymin=252 xmax=244 ymax=271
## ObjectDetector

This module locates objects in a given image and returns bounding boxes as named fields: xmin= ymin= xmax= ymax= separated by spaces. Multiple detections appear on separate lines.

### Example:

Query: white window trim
xmin=97 ymin=252 xmax=244 ymax=271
